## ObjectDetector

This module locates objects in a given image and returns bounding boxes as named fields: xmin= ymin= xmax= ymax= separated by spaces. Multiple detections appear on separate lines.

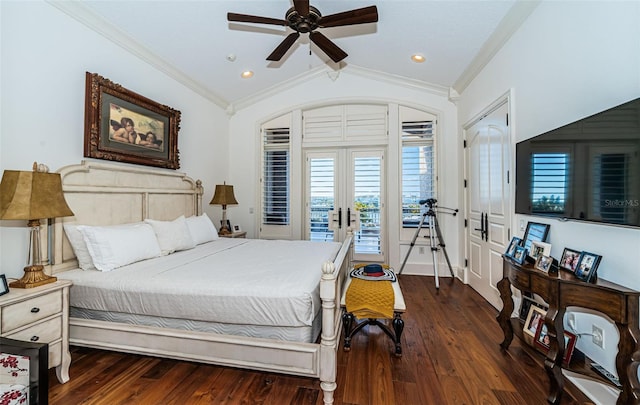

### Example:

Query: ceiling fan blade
xmin=318 ymin=6 xmax=378 ymax=28
xmin=293 ymin=0 xmax=309 ymax=17
xmin=227 ymin=12 xmax=287 ymax=26
xmin=267 ymin=32 xmax=301 ymax=61
xmin=309 ymin=31 xmax=348 ymax=63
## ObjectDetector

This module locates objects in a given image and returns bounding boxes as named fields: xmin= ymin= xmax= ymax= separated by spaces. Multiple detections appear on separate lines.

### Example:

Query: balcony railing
xmin=309 ymin=207 xmax=380 ymax=254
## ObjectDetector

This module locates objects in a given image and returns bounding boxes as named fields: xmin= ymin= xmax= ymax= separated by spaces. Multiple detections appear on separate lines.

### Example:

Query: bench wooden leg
xmin=342 ymin=310 xmax=404 ymax=356
xmin=342 ymin=311 xmax=355 ymax=351
xmin=393 ymin=312 xmax=404 ymax=357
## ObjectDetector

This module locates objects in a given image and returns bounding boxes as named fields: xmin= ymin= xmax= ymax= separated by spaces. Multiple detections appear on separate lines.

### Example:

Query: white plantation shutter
xmin=308 ymin=157 xmax=335 ymax=241
xmin=401 ymin=119 xmax=436 ymax=227
xmin=303 ymin=104 xmax=387 ymax=145
xmin=262 ymin=128 xmax=290 ymax=226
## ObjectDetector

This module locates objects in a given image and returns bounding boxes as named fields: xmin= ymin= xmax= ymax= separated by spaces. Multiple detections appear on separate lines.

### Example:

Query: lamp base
xmin=218 ymin=226 xmax=232 ymax=235
xmin=9 ymin=264 xmax=57 ymax=289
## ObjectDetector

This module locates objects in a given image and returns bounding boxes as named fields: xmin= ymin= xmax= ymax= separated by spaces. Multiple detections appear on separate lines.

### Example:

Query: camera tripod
xmin=398 ymin=199 xmax=457 ymax=289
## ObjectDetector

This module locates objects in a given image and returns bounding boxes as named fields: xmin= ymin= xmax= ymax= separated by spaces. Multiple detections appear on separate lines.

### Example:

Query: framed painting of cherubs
xmin=84 ymin=72 xmax=181 ymax=169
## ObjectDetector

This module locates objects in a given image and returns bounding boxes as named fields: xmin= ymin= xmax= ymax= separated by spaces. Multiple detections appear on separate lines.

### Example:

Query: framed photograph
xmin=505 ymin=237 xmax=522 ymax=258
xmin=0 ymin=337 xmax=48 ymax=405
xmin=530 ymin=241 xmax=551 ymax=261
xmin=560 ymin=247 xmax=581 ymax=273
xmin=511 ymin=245 xmax=528 ymax=265
xmin=519 ymin=294 xmax=548 ymax=322
xmin=84 ymin=72 xmax=181 ymax=169
xmin=534 ymin=255 xmax=553 ymax=273
xmin=0 ymin=274 xmax=8 ymax=296
xmin=522 ymin=222 xmax=550 ymax=253
xmin=232 ymin=224 xmax=242 ymax=232
xmin=533 ymin=325 xmax=577 ymax=365
xmin=575 ymin=251 xmax=602 ymax=282
xmin=523 ymin=305 xmax=547 ymax=343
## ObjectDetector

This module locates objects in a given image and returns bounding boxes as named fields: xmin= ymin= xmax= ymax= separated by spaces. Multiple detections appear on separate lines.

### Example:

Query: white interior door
xmin=465 ymin=101 xmax=511 ymax=309
xmin=305 ymin=148 xmax=385 ymax=263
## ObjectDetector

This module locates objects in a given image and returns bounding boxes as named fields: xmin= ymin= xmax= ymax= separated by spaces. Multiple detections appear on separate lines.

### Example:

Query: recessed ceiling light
xmin=411 ymin=54 xmax=425 ymax=63
xmin=241 ymin=71 xmax=254 ymax=79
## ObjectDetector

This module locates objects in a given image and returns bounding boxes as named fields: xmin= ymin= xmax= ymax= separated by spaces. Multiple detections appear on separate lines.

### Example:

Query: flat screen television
xmin=515 ymin=97 xmax=640 ymax=228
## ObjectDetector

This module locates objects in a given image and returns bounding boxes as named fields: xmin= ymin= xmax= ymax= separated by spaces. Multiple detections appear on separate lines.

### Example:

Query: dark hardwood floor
xmin=49 ymin=275 xmax=593 ymax=404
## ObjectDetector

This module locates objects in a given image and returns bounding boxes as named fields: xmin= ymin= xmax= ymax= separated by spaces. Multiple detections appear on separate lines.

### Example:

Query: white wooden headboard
xmin=49 ymin=161 xmax=203 ymax=273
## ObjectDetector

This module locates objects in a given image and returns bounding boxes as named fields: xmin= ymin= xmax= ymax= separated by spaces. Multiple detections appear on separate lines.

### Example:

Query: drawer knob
xmin=30 ymin=336 xmax=40 ymax=342
xmin=31 ymin=307 xmax=40 ymax=313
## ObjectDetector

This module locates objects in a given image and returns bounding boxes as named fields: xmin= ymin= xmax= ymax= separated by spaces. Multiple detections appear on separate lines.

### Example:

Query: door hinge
xmin=463 ymin=140 xmax=467 ymax=148
xmin=506 ymin=113 xmax=509 ymax=126
xmin=464 ymin=219 xmax=467 ymax=228
xmin=507 ymin=170 xmax=510 ymax=184
xmin=465 ymin=258 xmax=468 ymax=267
xmin=464 ymin=179 xmax=467 ymax=188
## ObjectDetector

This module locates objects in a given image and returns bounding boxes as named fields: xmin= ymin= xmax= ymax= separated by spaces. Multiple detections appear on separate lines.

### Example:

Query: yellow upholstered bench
xmin=340 ymin=272 xmax=406 ymax=356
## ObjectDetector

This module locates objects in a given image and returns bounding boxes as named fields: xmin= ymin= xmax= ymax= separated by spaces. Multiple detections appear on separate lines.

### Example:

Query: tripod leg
xmin=433 ymin=216 xmax=455 ymax=277
xmin=429 ymin=215 xmax=440 ymax=289
xmin=398 ymin=212 xmax=428 ymax=275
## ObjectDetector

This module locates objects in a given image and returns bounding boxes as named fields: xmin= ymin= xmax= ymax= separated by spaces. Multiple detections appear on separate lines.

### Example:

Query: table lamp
xmin=209 ymin=182 xmax=238 ymax=235
xmin=0 ymin=163 xmax=74 ymax=288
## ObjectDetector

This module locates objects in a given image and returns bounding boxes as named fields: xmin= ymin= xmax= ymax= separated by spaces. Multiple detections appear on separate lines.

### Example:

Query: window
xmin=592 ymin=152 xmax=630 ymax=224
xmin=401 ymin=118 xmax=435 ymax=227
xmin=531 ymin=153 xmax=568 ymax=214
xmin=262 ymin=128 xmax=290 ymax=225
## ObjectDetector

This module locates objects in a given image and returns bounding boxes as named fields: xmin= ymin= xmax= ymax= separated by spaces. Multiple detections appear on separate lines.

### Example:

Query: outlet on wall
xmin=419 ymin=246 xmax=425 ymax=254
xmin=592 ymin=325 xmax=604 ymax=348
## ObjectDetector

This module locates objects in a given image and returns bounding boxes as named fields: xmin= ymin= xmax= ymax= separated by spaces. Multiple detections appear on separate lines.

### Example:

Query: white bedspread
xmin=58 ymin=238 xmax=341 ymax=327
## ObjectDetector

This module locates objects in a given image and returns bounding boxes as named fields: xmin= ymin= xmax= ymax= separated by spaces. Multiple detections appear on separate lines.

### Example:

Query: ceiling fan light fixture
xmin=241 ymin=70 xmax=254 ymax=79
xmin=411 ymin=54 xmax=426 ymax=63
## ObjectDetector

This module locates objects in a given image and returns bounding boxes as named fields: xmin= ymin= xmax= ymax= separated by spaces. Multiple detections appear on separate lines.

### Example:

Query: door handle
xmin=474 ymin=213 xmax=484 ymax=234
xmin=338 ymin=207 xmax=342 ymax=229
xmin=484 ymin=212 xmax=489 ymax=241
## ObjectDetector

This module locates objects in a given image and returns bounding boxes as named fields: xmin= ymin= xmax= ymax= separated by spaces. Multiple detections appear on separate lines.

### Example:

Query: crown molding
xmin=46 ymin=0 xmax=229 ymax=110
xmin=230 ymin=66 xmax=330 ymax=113
xmin=230 ymin=64 xmax=449 ymax=113
xmin=452 ymin=0 xmax=541 ymax=94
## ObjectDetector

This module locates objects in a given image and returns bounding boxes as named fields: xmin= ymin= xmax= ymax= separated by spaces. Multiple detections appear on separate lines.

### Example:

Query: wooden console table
xmin=497 ymin=256 xmax=640 ymax=404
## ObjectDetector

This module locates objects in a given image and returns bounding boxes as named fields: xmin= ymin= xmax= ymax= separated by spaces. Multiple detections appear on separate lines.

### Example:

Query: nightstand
xmin=220 ymin=231 xmax=247 ymax=238
xmin=0 ymin=279 xmax=72 ymax=383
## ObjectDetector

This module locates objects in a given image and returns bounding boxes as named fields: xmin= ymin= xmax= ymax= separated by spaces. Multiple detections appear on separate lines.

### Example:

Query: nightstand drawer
xmin=5 ymin=316 xmax=62 ymax=344
xmin=1 ymin=289 xmax=62 ymax=333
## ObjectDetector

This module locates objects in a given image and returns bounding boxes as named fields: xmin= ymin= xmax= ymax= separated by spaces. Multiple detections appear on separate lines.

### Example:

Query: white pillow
xmin=78 ymin=223 xmax=162 ymax=272
xmin=144 ymin=215 xmax=196 ymax=255
xmin=63 ymin=224 xmax=97 ymax=271
xmin=185 ymin=213 xmax=219 ymax=244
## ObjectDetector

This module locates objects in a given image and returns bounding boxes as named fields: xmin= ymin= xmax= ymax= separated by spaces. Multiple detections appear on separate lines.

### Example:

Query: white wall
xmin=457 ymin=1 xmax=640 ymax=402
xmin=229 ymin=70 xmax=460 ymax=275
xmin=0 ymin=1 xmax=228 ymax=279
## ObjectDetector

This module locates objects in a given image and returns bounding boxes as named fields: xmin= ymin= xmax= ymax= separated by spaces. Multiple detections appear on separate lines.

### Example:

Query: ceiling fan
xmin=227 ymin=1 xmax=378 ymax=63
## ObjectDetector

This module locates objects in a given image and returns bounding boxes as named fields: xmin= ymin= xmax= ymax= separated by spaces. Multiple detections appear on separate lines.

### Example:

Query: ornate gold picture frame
xmin=84 ymin=72 xmax=181 ymax=169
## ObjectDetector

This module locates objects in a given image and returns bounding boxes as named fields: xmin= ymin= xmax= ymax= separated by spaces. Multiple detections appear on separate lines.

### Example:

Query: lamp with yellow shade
xmin=209 ymin=182 xmax=238 ymax=235
xmin=0 ymin=163 xmax=74 ymax=288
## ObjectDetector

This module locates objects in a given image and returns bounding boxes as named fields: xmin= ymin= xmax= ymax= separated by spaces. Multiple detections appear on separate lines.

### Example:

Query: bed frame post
xmin=319 ymin=261 xmax=338 ymax=405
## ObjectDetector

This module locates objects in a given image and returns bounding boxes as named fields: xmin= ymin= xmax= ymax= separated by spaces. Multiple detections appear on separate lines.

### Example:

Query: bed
xmin=46 ymin=161 xmax=353 ymax=405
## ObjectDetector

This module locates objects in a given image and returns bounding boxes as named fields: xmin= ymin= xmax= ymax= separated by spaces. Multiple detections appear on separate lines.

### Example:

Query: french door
xmin=465 ymin=100 xmax=511 ymax=309
xmin=305 ymin=148 xmax=385 ymax=263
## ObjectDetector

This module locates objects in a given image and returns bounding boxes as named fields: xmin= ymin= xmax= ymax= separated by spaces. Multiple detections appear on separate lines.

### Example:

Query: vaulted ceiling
xmin=53 ymin=1 xmax=538 ymax=109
